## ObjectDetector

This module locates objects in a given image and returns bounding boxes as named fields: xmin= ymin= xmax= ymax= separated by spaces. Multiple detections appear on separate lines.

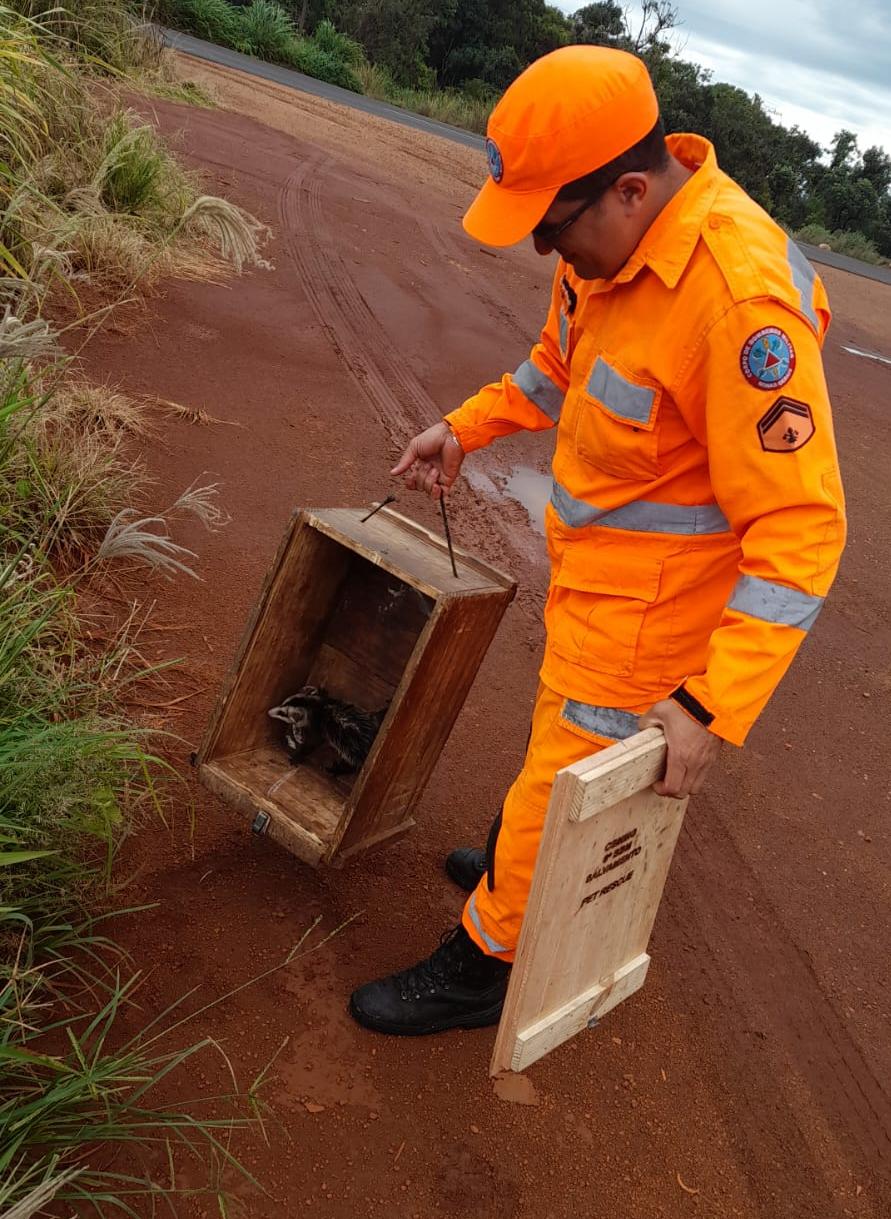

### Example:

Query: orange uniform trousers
xmin=461 ymin=683 xmax=646 ymax=961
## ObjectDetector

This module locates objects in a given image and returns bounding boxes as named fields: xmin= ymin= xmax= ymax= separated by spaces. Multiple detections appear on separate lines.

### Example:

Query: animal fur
xmin=267 ymin=686 xmax=387 ymax=775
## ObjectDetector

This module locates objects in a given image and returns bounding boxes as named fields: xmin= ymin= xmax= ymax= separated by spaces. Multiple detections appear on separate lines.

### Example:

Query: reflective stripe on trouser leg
xmin=461 ymin=685 xmax=635 ymax=961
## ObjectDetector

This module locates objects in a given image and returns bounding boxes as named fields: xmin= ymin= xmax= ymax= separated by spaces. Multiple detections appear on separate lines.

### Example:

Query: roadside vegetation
xmin=0 ymin=2 xmax=272 ymax=1212
xmin=161 ymin=0 xmax=891 ymax=265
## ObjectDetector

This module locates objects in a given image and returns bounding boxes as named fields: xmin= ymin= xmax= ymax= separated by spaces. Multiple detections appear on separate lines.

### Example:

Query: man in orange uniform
xmin=349 ymin=45 xmax=846 ymax=1036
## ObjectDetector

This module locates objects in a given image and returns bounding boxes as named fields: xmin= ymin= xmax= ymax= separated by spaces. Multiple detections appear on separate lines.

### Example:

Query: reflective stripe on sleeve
xmin=513 ymin=359 xmax=565 ymax=422
xmin=727 ymin=573 xmax=823 ymax=630
xmin=788 ymin=239 xmax=819 ymax=333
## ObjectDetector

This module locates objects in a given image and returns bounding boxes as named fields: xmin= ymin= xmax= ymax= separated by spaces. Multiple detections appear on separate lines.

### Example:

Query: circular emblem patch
xmin=740 ymin=326 xmax=796 ymax=390
xmin=485 ymin=137 xmax=504 ymax=184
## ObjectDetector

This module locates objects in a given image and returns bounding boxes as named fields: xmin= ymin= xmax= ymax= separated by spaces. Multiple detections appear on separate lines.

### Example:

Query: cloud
xmin=553 ymin=0 xmax=891 ymax=153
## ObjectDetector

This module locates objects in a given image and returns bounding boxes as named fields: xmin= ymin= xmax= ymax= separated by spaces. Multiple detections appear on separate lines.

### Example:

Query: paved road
xmin=165 ymin=28 xmax=891 ymax=287
xmin=163 ymin=28 xmax=484 ymax=151
xmin=796 ymin=241 xmax=891 ymax=286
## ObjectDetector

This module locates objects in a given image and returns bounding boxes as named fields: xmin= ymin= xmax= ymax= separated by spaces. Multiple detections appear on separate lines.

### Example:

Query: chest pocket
xmin=574 ymin=355 xmax=662 ymax=480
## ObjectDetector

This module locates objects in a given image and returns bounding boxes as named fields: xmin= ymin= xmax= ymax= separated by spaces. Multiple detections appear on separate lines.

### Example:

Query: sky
xmin=554 ymin=0 xmax=891 ymax=156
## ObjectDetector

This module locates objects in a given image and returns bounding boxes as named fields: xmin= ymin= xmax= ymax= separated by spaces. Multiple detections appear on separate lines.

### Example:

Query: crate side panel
xmin=335 ymin=585 xmax=515 ymax=858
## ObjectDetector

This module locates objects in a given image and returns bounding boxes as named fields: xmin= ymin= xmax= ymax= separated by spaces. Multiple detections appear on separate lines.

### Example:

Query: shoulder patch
xmin=757 ymin=397 xmax=814 ymax=452
xmin=741 ymin=326 xmax=796 ymax=389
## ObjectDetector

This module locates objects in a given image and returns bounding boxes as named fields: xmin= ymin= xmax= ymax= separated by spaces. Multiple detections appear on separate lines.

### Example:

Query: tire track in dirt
xmin=664 ymin=809 xmax=891 ymax=1215
xmin=277 ymin=156 xmax=544 ymax=583
xmin=420 ymin=219 xmax=534 ymax=347
xmin=280 ymin=155 xmax=429 ymax=449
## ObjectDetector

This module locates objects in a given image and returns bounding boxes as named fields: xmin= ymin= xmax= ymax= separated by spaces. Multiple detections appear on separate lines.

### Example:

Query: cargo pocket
xmin=547 ymin=545 xmax=662 ymax=678
xmin=575 ymin=354 xmax=662 ymax=480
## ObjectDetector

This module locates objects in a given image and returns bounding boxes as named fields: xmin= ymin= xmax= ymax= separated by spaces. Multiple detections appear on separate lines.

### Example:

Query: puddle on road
xmin=465 ymin=464 xmax=552 ymax=536
xmin=464 ymin=466 xmax=501 ymax=499
xmin=842 ymin=345 xmax=891 ymax=368
xmin=503 ymin=466 xmax=551 ymax=535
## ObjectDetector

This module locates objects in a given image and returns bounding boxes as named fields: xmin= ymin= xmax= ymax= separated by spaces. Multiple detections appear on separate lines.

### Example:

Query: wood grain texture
xmin=564 ymin=728 xmax=668 ymax=822
xmin=199 ymin=757 xmax=333 ymax=867
xmin=308 ymin=506 xmax=514 ymax=597
xmin=511 ymin=954 xmax=650 ymax=1071
xmin=490 ymin=729 xmax=686 ymax=1076
xmin=330 ymin=584 xmax=514 ymax=859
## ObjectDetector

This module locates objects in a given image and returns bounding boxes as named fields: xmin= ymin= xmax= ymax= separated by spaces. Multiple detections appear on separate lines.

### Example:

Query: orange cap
xmin=464 ymin=45 xmax=659 ymax=248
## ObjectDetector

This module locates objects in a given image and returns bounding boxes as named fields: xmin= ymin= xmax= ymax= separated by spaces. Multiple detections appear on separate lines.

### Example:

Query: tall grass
xmin=0 ymin=6 xmax=276 ymax=1210
xmin=354 ymin=62 xmax=493 ymax=134
xmin=162 ymin=0 xmax=364 ymax=91
xmin=0 ymin=903 xmax=261 ymax=1215
xmin=0 ymin=351 xmax=253 ymax=1213
xmin=795 ymin=221 xmax=885 ymax=265
xmin=6 ymin=0 xmax=162 ymax=72
xmin=0 ymin=4 xmax=268 ymax=304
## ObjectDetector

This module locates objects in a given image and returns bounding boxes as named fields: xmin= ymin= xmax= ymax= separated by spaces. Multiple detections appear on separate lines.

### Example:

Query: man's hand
xmin=638 ymin=698 xmax=722 ymax=798
xmin=391 ymin=422 xmax=465 ymax=501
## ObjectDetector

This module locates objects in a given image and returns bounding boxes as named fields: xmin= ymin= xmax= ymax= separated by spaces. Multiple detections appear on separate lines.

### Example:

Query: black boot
xmin=348 ymin=926 xmax=510 ymax=1036
xmin=444 ymin=846 xmax=487 ymax=892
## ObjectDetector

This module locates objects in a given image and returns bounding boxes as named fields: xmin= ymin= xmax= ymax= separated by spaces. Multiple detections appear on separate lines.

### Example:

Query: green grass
xmin=355 ymin=61 xmax=493 ymax=133
xmin=795 ymin=222 xmax=886 ymax=265
xmin=283 ymin=36 xmax=362 ymax=92
xmin=0 ymin=4 xmax=281 ymax=1212
xmin=163 ymin=0 xmax=241 ymax=45
xmin=0 ymin=3 xmax=267 ymax=298
xmin=235 ymin=0 xmax=296 ymax=59
xmin=0 ymin=351 xmax=255 ymax=1214
xmin=162 ymin=0 xmax=364 ymax=91
xmin=0 ymin=904 xmax=261 ymax=1216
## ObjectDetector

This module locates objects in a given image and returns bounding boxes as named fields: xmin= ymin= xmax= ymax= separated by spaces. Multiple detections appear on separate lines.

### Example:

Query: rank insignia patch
xmin=757 ymin=396 xmax=815 ymax=452
xmin=741 ymin=326 xmax=796 ymax=389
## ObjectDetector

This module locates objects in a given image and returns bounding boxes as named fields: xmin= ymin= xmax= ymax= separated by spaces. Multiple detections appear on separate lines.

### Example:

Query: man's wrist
xmin=668 ymin=684 xmax=715 ymax=729
xmin=443 ymin=421 xmax=464 ymax=452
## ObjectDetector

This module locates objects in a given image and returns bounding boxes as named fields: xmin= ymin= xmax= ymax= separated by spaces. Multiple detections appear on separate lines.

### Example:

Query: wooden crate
xmin=196 ymin=506 xmax=515 ymax=867
xmin=491 ymin=728 xmax=686 ymax=1075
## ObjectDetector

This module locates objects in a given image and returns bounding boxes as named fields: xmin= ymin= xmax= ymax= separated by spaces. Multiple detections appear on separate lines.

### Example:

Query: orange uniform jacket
xmin=446 ymin=134 xmax=846 ymax=746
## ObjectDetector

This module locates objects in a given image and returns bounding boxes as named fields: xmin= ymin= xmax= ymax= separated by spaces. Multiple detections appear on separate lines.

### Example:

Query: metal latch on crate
xmin=251 ymin=811 xmax=271 ymax=835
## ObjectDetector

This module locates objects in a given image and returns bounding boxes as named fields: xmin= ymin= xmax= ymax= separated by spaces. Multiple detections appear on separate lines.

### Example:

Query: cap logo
xmin=485 ymin=138 xmax=504 ymax=184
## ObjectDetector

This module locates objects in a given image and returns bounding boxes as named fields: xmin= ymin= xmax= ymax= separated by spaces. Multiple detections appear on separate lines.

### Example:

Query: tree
xmin=861 ymin=146 xmax=891 ymax=196
xmin=268 ymin=0 xmax=890 ymax=259
xmin=570 ymin=2 xmax=625 ymax=45
xmin=428 ymin=0 xmax=570 ymax=91
xmin=829 ymin=129 xmax=859 ymax=171
xmin=819 ymin=170 xmax=879 ymax=233
xmin=338 ymin=0 xmax=440 ymax=86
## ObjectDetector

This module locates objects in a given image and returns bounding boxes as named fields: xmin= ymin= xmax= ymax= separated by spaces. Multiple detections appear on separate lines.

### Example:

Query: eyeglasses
xmin=532 ymin=195 xmax=599 ymax=245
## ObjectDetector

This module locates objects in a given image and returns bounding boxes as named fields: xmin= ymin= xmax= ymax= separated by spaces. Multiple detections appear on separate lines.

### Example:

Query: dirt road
xmin=89 ymin=64 xmax=891 ymax=1218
